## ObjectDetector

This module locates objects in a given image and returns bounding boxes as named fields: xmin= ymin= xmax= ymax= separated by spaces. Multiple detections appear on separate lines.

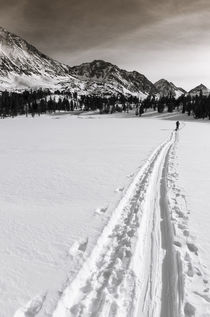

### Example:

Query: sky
xmin=0 ymin=0 xmax=210 ymax=90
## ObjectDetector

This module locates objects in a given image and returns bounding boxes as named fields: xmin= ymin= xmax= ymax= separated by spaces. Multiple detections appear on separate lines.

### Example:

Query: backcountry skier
xmin=175 ymin=120 xmax=180 ymax=131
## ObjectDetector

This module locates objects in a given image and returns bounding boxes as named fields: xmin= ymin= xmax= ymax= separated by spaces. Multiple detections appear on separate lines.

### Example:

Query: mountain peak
xmin=196 ymin=84 xmax=207 ymax=89
xmin=155 ymin=78 xmax=170 ymax=84
xmin=0 ymin=25 xmax=72 ymax=90
xmin=0 ymin=26 xmax=10 ymax=36
xmin=91 ymin=59 xmax=113 ymax=66
xmin=154 ymin=79 xmax=186 ymax=98
xmin=0 ymin=26 xmax=7 ymax=33
xmin=70 ymin=60 xmax=155 ymax=96
xmin=0 ymin=27 xmax=155 ymax=96
xmin=71 ymin=59 xmax=118 ymax=74
xmin=188 ymin=84 xmax=209 ymax=95
xmin=0 ymin=26 xmax=190 ymax=98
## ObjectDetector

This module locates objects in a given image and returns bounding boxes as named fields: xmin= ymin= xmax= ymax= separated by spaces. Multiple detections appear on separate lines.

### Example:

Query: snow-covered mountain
xmin=154 ymin=79 xmax=186 ymax=98
xmin=0 ymin=27 xmax=157 ymax=97
xmin=1 ymin=26 xmax=200 ymax=99
xmin=69 ymin=60 xmax=157 ymax=97
xmin=0 ymin=26 xmax=79 ymax=90
xmin=188 ymin=84 xmax=209 ymax=96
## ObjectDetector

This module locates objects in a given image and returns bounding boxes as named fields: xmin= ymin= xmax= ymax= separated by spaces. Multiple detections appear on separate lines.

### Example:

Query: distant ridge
xmin=154 ymin=79 xmax=186 ymax=98
xmin=0 ymin=26 xmax=156 ymax=97
xmin=188 ymin=84 xmax=209 ymax=96
xmin=70 ymin=60 xmax=157 ymax=97
xmin=0 ymin=26 xmax=209 ymax=97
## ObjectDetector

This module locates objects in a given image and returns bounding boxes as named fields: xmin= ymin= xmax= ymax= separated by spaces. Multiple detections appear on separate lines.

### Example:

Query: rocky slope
xmin=0 ymin=26 xmax=79 ymax=90
xmin=0 ymin=26 xmax=201 ymax=99
xmin=0 ymin=27 xmax=157 ymax=97
xmin=188 ymin=84 xmax=209 ymax=96
xmin=154 ymin=79 xmax=186 ymax=98
xmin=69 ymin=60 xmax=157 ymax=97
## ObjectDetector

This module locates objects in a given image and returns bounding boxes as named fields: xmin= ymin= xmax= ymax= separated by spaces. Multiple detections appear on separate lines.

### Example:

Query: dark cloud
xmin=1 ymin=0 xmax=206 ymax=53
xmin=1 ymin=0 xmax=210 ymax=89
xmin=18 ymin=0 xmax=155 ymax=50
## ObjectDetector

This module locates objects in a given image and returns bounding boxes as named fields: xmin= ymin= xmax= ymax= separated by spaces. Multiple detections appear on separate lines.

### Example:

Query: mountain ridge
xmin=0 ymin=26 xmax=207 ymax=97
xmin=70 ymin=59 xmax=157 ymax=97
xmin=0 ymin=26 xmax=72 ymax=77
xmin=154 ymin=78 xmax=186 ymax=98
xmin=188 ymin=84 xmax=209 ymax=96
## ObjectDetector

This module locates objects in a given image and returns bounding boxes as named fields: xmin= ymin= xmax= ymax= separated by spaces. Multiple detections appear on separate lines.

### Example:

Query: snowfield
xmin=0 ymin=115 xmax=172 ymax=316
xmin=175 ymin=122 xmax=210 ymax=316
xmin=1 ymin=113 xmax=210 ymax=316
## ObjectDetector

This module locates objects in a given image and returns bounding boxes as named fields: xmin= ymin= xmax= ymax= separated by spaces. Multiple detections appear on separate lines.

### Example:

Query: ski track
xmin=52 ymin=130 xmax=184 ymax=317
xmin=13 ymin=122 xmax=210 ymax=317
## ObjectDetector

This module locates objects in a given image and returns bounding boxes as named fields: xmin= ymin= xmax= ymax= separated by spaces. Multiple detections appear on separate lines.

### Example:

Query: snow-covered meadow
xmin=0 ymin=115 xmax=173 ymax=316
xmin=1 ymin=113 xmax=210 ymax=316
xmin=174 ymin=122 xmax=210 ymax=314
xmin=176 ymin=122 xmax=210 ymax=268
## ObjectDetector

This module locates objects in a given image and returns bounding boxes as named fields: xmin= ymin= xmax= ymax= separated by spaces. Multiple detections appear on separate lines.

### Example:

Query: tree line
xmin=141 ymin=90 xmax=210 ymax=119
xmin=0 ymin=89 xmax=141 ymax=118
xmin=0 ymin=89 xmax=77 ymax=118
xmin=1 ymin=88 xmax=210 ymax=119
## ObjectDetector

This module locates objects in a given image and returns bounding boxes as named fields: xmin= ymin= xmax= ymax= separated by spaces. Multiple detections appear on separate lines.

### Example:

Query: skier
xmin=139 ymin=104 xmax=144 ymax=117
xmin=175 ymin=120 xmax=180 ymax=131
xmin=135 ymin=105 xmax=139 ymax=116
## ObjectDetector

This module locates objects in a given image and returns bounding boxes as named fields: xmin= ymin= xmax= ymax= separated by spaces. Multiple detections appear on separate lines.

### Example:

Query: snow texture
xmin=0 ymin=115 xmax=173 ymax=316
xmin=1 ymin=113 xmax=210 ymax=316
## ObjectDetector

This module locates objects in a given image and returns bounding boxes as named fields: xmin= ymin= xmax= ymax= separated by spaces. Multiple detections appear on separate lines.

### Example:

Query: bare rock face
xmin=154 ymin=78 xmax=186 ymax=98
xmin=0 ymin=26 xmax=70 ymax=78
xmin=70 ymin=60 xmax=157 ymax=96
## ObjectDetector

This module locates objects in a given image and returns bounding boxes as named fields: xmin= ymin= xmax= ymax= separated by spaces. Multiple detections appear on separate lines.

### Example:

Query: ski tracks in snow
xmin=52 ymin=131 xmax=184 ymax=317
xmin=14 ymin=124 xmax=210 ymax=317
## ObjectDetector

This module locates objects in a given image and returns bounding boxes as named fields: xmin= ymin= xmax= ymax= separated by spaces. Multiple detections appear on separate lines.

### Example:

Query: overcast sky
xmin=0 ymin=0 xmax=210 ymax=90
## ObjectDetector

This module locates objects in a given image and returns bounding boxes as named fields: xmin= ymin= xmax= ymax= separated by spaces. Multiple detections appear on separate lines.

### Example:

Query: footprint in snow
xmin=127 ymin=173 xmax=134 ymax=178
xmin=183 ymin=229 xmax=190 ymax=237
xmin=187 ymin=262 xmax=194 ymax=277
xmin=178 ymin=223 xmax=187 ymax=230
xmin=14 ymin=292 xmax=47 ymax=317
xmin=68 ymin=238 xmax=88 ymax=258
xmin=173 ymin=240 xmax=182 ymax=247
xmin=115 ymin=187 xmax=124 ymax=193
xmin=184 ymin=302 xmax=196 ymax=316
xmin=187 ymin=242 xmax=198 ymax=255
xmin=95 ymin=207 xmax=108 ymax=214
